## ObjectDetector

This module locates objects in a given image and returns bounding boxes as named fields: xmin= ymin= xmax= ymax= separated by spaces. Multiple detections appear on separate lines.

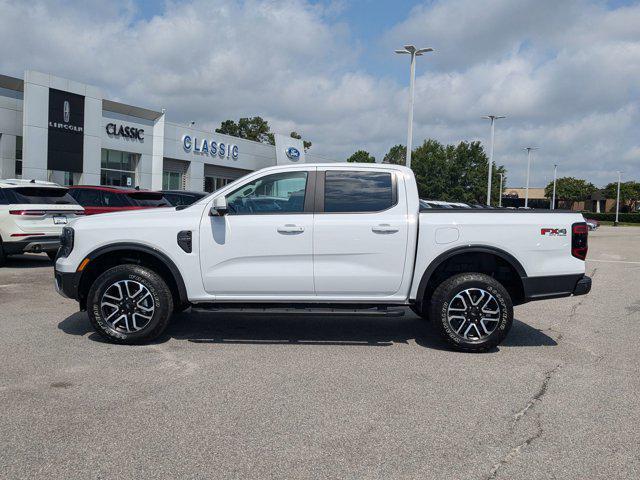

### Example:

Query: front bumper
xmin=54 ymin=269 xmax=82 ymax=300
xmin=522 ymin=274 xmax=592 ymax=302
xmin=3 ymin=236 xmax=61 ymax=254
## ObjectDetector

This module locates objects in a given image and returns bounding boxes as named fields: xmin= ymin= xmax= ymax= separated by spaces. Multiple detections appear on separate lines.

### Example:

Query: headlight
xmin=59 ymin=227 xmax=74 ymax=258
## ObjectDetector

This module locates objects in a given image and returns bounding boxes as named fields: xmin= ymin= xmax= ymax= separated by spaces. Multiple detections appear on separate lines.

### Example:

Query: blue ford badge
xmin=286 ymin=146 xmax=301 ymax=161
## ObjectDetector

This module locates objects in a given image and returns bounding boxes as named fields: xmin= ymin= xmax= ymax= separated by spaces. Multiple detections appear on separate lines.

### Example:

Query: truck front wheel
xmin=429 ymin=273 xmax=513 ymax=352
xmin=86 ymin=264 xmax=173 ymax=344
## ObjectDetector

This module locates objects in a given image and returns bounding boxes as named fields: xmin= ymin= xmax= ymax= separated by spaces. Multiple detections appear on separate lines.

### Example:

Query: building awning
xmin=102 ymin=99 xmax=163 ymax=121
xmin=0 ymin=74 xmax=24 ymax=92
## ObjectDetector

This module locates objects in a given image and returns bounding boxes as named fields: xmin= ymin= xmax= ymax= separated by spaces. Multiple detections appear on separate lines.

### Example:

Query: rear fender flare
xmin=415 ymin=245 xmax=527 ymax=304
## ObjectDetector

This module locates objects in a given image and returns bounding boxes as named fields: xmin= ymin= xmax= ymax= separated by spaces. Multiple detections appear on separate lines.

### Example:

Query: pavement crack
xmin=512 ymin=363 xmax=561 ymax=427
xmin=484 ymin=364 xmax=561 ymax=480
xmin=487 ymin=414 xmax=545 ymax=480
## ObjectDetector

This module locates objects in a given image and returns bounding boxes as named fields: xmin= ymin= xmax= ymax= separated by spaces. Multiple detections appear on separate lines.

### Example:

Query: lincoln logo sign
xmin=49 ymin=97 xmax=83 ymax=133
xmin=63 ymin=100 xmax=70 ymax=123
xmin=48 ymin=88 xmax=85 ymax=173
xmin=182 ymin=135 xmax=239 ymax=160
xmin=285 ymin=146 xmax=301 ymax=161
xmin=106 ymin=123 xmax=144 ymax=141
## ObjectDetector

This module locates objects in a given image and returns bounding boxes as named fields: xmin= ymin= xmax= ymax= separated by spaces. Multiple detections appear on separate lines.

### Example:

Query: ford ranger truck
xmin=54 ymin=164 xmax=591 ymax=352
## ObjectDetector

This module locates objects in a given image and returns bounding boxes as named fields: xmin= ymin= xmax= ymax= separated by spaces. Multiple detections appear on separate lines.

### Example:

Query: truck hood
xmin=71 ymin=206 xmax=192 ymax=229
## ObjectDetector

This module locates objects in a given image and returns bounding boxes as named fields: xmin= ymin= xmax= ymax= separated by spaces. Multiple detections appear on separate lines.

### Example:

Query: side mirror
xmin=210 ymin=196 xmax=228 ymax=216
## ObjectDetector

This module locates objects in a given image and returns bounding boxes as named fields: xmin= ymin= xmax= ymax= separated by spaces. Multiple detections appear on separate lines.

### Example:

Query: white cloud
xmin=0 ymin=0 xmax=638 ymax=187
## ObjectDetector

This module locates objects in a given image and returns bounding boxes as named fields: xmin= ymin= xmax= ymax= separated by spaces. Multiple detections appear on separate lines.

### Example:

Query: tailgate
xmin=9 ymin=204 xmax=85 ymax=235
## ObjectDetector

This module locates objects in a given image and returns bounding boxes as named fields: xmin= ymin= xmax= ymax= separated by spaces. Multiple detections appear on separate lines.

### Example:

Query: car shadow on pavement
xmin=58 ymin=310 xmax=557 ymax=351
xmin=2 ymin=254 xmax=53 ymax=269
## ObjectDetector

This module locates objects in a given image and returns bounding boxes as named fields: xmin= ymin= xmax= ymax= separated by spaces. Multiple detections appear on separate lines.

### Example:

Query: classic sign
xmin=106 ymin=123 xmax=145 ymax=141
xmin=182 ymin=135 xmax=239 ymax=160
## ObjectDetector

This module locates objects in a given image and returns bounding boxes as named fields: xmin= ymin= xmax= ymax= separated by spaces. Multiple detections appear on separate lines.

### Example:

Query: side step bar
xmin=191 ymin=304 xmax=406 ymax=317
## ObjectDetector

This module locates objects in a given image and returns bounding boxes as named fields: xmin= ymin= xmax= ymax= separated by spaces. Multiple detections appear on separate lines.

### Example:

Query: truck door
xmin=313 ymin=167 xmax=408 ymax=297
xmin=199 ymin=168 xmax=316 ymax=297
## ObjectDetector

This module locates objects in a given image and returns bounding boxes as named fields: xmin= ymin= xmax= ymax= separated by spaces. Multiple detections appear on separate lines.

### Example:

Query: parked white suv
xmin=55 ymin=163 xmax=591 ymax=351
xmin=0 ymin=179 xmax=84 ymax=265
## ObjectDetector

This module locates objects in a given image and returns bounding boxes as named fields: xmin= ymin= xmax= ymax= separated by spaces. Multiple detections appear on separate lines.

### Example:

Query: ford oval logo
xmin=286 ymin=146 xmax=301 ymax=161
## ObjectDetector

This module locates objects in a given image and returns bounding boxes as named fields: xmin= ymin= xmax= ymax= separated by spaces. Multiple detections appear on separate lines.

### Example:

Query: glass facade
xmin=101 ymin=149 xmax=139 ymax=187
xmin=204 ymin=176 xmax=233 ymax=193
xmin=15 ymin=135 xmax=22 ymax=177
xmin=162 ymin=171 xmax=183 ymax=190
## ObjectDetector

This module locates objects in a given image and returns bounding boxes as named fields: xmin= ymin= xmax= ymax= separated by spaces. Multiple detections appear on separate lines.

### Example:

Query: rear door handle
xmin=277 ymin=224 xmax=305 ymax=234
xmin=372 ymin=224 xmax=399 ymax=234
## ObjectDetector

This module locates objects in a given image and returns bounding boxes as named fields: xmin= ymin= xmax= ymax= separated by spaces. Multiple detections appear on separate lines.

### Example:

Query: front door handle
xmin=372 ymin=224 xmax=399 ymax=234
xmin=277 ymin=224 xmax=305 ymax=234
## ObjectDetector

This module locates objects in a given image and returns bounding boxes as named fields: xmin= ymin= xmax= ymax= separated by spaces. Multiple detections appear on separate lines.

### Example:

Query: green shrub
xmin=580 ymin=212 xmax=640 ymax=223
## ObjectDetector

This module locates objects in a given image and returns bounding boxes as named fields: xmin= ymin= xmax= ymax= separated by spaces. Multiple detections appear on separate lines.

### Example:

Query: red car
xmin=68 ymin=185 xmax=171 ymax=215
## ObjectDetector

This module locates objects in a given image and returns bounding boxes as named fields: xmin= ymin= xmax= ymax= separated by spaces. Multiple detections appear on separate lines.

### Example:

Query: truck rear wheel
xmin=429 ymin=273 xmax=513 ymax=352
xmin=86 ymin=264 xmax=173 ymax=344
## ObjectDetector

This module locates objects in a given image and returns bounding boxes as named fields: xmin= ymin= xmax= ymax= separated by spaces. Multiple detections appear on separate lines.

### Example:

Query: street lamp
xmin=615 ymin=171 xmax=622 ymax=226
xmin=395 ymin=45 xmax=434 ymax=170
xmin=498 ymin=172 xmax=504 ymax=207
xmin=482 ymin=115 xmax=506 ymax=205
xmin=551 ymin=164 xmax=558 ymax=210
xmin=523 ymin=146 xmax=539 ymax=208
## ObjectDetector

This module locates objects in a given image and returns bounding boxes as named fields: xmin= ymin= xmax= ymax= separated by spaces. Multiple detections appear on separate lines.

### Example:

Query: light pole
xmin=482 ymin=115 xmax=506 ymax=205
xmin=498 ymin=172 xmax=504 ymax=207
xmin=395 ymin=45 xmax=434 ymax=170
xmin=615 ymin=171 xmax=622 ymax=226
xmin=551 ymin=164 xmax=558 ymax=210
xmin=523 ymin=147 xmax=539 ymax=208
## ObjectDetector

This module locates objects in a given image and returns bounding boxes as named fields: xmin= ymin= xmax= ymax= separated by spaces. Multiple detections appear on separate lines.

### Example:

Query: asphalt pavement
xmin=0 ymin=226 xmax=638 ymax=479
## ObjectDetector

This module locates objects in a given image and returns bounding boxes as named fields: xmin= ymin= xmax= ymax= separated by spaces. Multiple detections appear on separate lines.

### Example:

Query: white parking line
xmin=588 ymin=259 xmax=640 ymax=265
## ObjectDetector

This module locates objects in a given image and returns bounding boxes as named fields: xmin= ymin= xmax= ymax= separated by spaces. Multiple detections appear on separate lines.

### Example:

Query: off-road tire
xmin=87 ymin=264 xmax=173 ymax=344
xmin=429 ymin=273 xmax=513 ymax=352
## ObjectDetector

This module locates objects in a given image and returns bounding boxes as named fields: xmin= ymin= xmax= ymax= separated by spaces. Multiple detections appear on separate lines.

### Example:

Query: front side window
xmin=226 ymin=171 xmax=308 ymax=215
xmin=324 ymin=171 xmax=394 ymax=213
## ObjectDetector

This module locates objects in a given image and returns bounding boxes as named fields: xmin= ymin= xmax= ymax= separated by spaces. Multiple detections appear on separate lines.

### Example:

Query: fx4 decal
xmin=541 ymin=228 xmax=567 ymax=236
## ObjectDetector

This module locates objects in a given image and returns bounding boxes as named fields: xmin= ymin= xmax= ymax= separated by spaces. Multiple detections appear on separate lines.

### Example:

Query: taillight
xmin=9 ymin=210 xmax=46 ymax=216
xmin=572 ymin=222 xmax=588 ymax=260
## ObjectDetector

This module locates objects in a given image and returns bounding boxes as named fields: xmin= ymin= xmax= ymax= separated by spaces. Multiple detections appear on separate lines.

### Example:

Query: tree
xmin=410 ymin=139 xmax=505 ymax=204
xmin=290 ymin=131 xmax=312 ymax=151
xmin=346 ymin=150 xmax=376 ymax=163
xmin=382 ymin=144 xmax=406 ymax=165
xmin=603 ymin=181 xmax=640 ymax=211
xmin=216 ymin=116 xmax=275 ymax=144
xmin=544 ymin=177 xmax=596 ymax=210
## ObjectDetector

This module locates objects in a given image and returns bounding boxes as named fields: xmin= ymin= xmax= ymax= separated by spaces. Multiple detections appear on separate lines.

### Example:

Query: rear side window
xmin=70 ymin=189 xmax=102 ymax=207
xmin=102 ymin=191 xmax=131 ymax=207
xmin=7 ymin=187 xmax=78 ymax=205
xmin=324 ymin=171 xmax=394 ymax=213
xmin=128 ymin=192 xmax=171 ymax=207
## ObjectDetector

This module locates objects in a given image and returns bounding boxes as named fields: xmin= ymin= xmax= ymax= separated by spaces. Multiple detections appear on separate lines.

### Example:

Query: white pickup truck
xmin=54 ymin=163 xmax=591 ymax=351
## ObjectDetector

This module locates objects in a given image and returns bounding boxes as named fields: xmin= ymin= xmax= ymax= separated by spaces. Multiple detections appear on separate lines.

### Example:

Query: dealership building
xmin=0 ymin=70 xmax=318 ymax=191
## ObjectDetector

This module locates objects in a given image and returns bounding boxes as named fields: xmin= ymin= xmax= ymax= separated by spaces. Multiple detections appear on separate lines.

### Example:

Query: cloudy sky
xmin=0 ymin=0 xmax=638 ymax=187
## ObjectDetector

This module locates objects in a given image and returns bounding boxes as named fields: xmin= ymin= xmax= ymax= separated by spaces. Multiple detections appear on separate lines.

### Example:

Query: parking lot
xmin=0 ymin=226 xmax=638 ymax=479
